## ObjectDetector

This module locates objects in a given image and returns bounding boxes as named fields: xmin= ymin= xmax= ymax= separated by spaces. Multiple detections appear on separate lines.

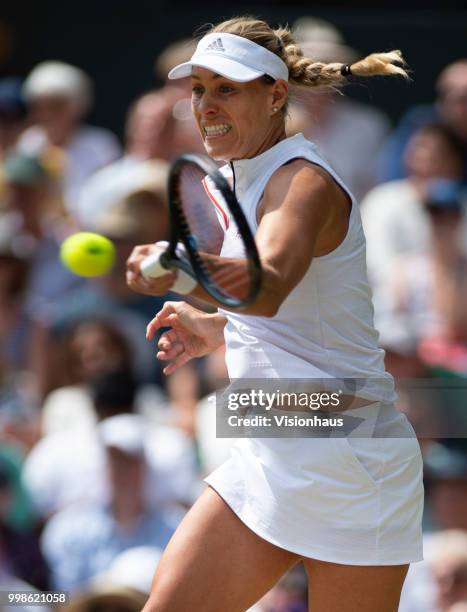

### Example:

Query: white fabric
xmin=76 ymin=156 xmax=165 ymax=227
xmin=169 ymin=33 xmax=289 ymax=83
xmin=220 ymin=133 xmax=394 ymax=400
xmin=22 ymin=61 xmax=92 ymax=115
xmin=94 ymin=546 xmax=163 ymax=594
xmin=301 ymin=98 xmax=391 ymax=202
xmin=361 ymin=180 xmax=430 ymax=288
xmin=22 ymin=420 xmax=199 ymax=518
xmin=41 ymin=386 xmax=96 ymax=435
xmin=196 ymin=394 xmax=235 ymax=475
xmin=205 ymin=133 xmax=424 ymax=565
xmin=98 ymin=414 xmax=146 ymax=455
xmin=360 ymin=178 xmax=467 ymax=352
xmin=18 ymin=125 xmax=121 ymax=213
xmin=375 ymin=254 xmax=443 ymax=353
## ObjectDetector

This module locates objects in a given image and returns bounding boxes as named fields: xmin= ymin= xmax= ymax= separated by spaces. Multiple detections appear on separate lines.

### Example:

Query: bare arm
xmin=127 ymin=160 xmax=350 ymax=316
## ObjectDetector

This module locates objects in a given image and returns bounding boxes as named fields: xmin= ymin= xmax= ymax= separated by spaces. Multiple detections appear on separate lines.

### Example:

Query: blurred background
xmin=1 ymin=3 xmax=467 ymax=612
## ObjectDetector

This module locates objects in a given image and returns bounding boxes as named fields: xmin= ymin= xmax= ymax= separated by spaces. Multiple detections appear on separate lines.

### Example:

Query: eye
xmin=219 ymin=84 xmax=235 ymax=94
xmin=192 ymin=85 xmax=204 ymax=96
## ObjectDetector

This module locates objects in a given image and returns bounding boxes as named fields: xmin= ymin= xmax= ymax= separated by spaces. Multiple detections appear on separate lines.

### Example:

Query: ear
xmin=270 ymin=80 xmax=288 ymax=114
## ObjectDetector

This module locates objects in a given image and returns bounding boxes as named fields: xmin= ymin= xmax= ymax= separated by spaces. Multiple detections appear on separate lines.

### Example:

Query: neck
xmin=111 ymin=494 xmax=144 ymax=528
xmin=44 ymin=121 xmax=77 ymax=147
xmin=234 ymin=121 xmax=287 ymax=161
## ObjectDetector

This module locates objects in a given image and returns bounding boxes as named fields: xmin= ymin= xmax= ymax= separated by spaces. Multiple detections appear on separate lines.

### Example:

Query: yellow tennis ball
xmin=60 ymin=232 xmax=115 ymax=277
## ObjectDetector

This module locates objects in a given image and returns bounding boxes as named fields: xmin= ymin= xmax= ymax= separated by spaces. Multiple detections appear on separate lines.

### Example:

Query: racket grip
xmin=140 ymin=242 xmax=197 ymax=295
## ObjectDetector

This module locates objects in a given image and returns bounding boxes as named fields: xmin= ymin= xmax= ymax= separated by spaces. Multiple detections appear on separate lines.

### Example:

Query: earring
xmin=272 ymin=106 xmax=279 ymax=113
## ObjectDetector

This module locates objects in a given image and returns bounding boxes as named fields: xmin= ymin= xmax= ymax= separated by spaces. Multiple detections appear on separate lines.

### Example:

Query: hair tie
xmin=340 ymin=64 xmax=353 ymax=77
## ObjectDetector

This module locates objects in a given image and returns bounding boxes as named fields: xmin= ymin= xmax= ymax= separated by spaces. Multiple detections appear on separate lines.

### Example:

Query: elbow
xmin=241 ymin=271 xmax=285 ymax=316
xmin=242 ymin=297 xmax=281 ymax=318
xmin=260 ymin=302 xmax=280 ymax=318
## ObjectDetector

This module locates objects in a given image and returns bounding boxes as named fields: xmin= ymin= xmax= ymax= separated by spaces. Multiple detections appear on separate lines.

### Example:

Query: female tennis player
xmin=126 ymin=17 xmax=424 ymax=612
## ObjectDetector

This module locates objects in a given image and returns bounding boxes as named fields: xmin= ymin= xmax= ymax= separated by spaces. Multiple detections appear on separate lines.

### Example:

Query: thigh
xmin=143 ymin=486 xmax=300 ymax=612
xmin=304 ymin=558 xmax=409 ymax=612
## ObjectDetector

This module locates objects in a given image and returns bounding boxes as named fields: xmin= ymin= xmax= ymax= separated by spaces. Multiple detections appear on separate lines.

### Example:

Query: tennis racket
xmin=140 ymin=153 xmax=262 ymax=308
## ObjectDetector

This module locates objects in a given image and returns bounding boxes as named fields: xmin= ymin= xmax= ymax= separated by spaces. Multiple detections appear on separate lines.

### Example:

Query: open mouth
xmin=203 ymin=124 xmax=232 ymax=138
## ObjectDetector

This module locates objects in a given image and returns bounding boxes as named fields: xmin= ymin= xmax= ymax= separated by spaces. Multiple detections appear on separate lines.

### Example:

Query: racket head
xmin=168 ymin=153 xmax=262 ymax=308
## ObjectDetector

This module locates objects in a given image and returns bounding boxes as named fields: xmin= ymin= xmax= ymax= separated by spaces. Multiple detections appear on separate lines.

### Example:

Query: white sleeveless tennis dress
xmin=205 ymin=133 xmax=424 ymax=565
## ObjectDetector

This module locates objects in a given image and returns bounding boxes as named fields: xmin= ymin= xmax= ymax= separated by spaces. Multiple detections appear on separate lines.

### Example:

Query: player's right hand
xmin=126 ymin=244 xmax=176 ymax=296
xmin=146 ymin=301 xmax=226 ymax=375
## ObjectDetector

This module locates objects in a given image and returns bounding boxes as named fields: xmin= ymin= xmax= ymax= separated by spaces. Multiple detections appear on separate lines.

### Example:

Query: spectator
xmin=361 ymin=123 xmax=467 ymax=345
xmin=400 ymin=443 xmax=467 ymax=612
xmin=0 ymin=460 xmax=49 ymax=591
xmin=18 ymin=61 xmax=121 ymax=212
xmin=424 ymin=442 xmax=467 ymax=531
xmin=400 ymin=529 xmax=467 ymax=612
xmin=431 ymin=530 xmax=467 ymax=612
xmin=40 ymin=320 xmax=135 ymax=433
xmin=22 ymin=367 xmax=139 ymax=519
xmin=0 ymin=78 xmax=27 ymax=159
xmin=0 ymin=150 xmax=84 ymax=378
xmin=154 ymin=38 xmax=205 ymax=158
xmin=76 ymin=90 xmax=178 ymax=227
xmin=63 ymin=546 xmax=163 ymax=612
xmin=30 ymin=179 xmax=171 ymax=396
xmin=40 ymin=414 xmax=175 ymax=593
xmin=374 ymin=179 xmax=467 ymax=362
xmin=65 ymin=586 xmax=146 ymax=612
xmin=378 ymin=58 xmax=467 ymax=182
xmin=0 ymin=150 xmax=83 ymax=302
xmin=0 ymin=221 xmax=32 ymax=372
xmin=22 ymin=368 xmax=198 ymax=520
xmin=288 ymin=17 xmax=391 ymax=201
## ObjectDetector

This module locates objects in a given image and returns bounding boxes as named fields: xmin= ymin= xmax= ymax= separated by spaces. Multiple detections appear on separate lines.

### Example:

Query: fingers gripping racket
xmin=140 ymin=153 xmax=262 ymax=308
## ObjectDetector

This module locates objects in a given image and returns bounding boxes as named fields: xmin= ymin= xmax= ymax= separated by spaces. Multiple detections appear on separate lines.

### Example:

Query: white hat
xmin=168 ymin=33 xmax=289 ymax=83
xmin=23 ymin=61 xmax=93 ymax=115
xmin=98 ymin=414 xmax=146 ymax=456
xmin=95 ymin=546 xmax=163 ymax=594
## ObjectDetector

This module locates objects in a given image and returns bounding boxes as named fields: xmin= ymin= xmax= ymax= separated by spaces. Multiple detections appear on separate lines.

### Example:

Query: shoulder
xmin=263 ymin=158 xmax=348 ymax=216
xmin=76 ymin=124 xmax=120 ymax=144
xmin=265 ymin=158 xmax=337 ymax=197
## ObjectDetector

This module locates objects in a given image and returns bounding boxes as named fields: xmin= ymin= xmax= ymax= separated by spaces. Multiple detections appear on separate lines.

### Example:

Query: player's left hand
xmin=126 ymin=244 xmax=176 ymax=296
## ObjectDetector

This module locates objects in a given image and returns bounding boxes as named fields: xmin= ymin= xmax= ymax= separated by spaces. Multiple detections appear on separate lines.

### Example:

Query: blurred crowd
xmin=0 ymin=16 xmax=466 ymax=612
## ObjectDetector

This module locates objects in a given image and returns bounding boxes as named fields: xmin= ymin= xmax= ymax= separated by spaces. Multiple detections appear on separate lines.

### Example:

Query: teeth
xmin=203 ymin=124 xmax=231 ymax=136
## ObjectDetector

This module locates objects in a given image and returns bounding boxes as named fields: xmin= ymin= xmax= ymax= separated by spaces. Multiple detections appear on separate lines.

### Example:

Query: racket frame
xmin=164 ymin=153 xmax=262 ymax=308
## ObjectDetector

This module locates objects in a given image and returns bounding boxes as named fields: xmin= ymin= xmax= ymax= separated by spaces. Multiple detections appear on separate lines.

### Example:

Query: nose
xmin=197 ymin=91 xmax=219 ymax=117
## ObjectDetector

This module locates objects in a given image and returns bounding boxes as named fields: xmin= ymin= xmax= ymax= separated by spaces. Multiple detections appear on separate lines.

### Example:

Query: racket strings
xmin=177 ymin=165 xmax=253 ymax=301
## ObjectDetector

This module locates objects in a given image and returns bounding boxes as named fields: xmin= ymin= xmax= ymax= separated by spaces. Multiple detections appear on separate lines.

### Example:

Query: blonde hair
xmin=207 ymin=16 xmax=408 ymax=89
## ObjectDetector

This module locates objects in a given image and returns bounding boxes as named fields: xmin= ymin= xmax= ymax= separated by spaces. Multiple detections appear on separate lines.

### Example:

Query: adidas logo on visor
xmin=205 ymin=38 xmax=225 ymax=52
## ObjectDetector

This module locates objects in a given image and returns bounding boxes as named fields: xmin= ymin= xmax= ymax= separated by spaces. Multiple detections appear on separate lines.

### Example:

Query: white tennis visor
xmin=168 ymin=32 xmax=289 ymax=83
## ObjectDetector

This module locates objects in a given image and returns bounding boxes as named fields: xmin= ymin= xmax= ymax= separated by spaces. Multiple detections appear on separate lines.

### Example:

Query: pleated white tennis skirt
xmin=205 ymin=403 xmax=424 ymax=566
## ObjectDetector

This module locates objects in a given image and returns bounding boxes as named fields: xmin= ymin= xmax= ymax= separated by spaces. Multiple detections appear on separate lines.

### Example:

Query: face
xmin=432 ymin=553 xmax=467 ymax=611
xmin=106 ymin=447 xmax=145 ymax=496
xmin=30 ymin=95 xmax=77 ymax=127
xmin=69 ymin=322 xmax=128 ymax=380
xmin=437 ymin=62 xmax=467 ymax=140
xmin=5 ymin=183 xmax=47 ymax=218
xmin=191 ymin=67 xmax=287 ymax=161
xmin=126 ymin=92 xmax=177 ymax=160
xmin=404 ymin=130 xmax=464 ymax=180
xmin=431 ymin=479 xmax=467 ymax=530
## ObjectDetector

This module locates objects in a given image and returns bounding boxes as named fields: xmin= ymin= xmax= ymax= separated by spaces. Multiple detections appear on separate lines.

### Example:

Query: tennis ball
xmin=60 ymin=232 xmax=115 ymax=277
